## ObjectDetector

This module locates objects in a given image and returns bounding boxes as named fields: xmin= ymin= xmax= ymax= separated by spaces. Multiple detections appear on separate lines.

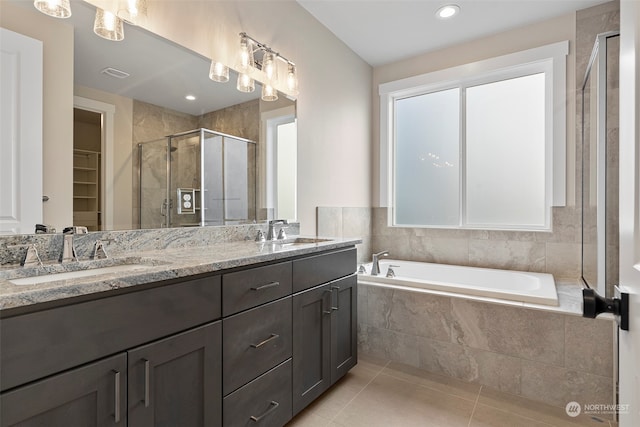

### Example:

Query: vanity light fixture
xmin=33 ymin=0 xmax=71 ymax=18
xmin=435 ymin=4 xmax=460 ymax=19
xmin=210 ymin=32 xmax=298 ymax=101
xmin=94 ymin=8 xmax=124 ymax=41
xmin=209 ymin=61 xmax=230 ymax=83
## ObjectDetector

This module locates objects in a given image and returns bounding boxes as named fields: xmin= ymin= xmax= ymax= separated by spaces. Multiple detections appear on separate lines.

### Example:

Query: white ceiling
xmin=296 ymin=0 xmax=610 ymax=67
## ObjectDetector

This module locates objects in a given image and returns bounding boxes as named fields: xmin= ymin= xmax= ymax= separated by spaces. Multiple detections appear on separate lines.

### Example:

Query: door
xmin=0 ymin=353 xmax=126 ymax=426
xmin=0 ymin=28 xmax=42 ymax=234
xmin=618 ymin=2 xmax=640 ymax=425
xmin=331 ymin=275 xmax=358 ymax=383
xmin=292 ymin=284 xmax=331 ymax=415
xmin=127 ymin=322 xmax=222 ymax=427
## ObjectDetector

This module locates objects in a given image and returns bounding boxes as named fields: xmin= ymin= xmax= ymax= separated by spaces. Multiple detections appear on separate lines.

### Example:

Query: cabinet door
xmin=292 ymin=284 xmax=331 ymax=415
xmin=1 ymin=353 xmax=126 ymax=427
xmin=128 ymin=322 xmax=222 ymax=427
xmin=330 ymin=274 xmax=358 ymax=383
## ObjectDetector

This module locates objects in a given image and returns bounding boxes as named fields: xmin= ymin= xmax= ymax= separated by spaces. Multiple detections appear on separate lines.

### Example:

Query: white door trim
xmin=73 ymin=96 xmax=116 ymax=230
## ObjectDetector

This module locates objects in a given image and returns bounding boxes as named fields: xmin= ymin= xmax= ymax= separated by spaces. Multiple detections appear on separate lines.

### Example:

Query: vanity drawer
xmin=223 ymin=359 xmax=292 ymax=427
xmin=222 ymin=297 xmax=292 ymax=395
xmin=222 ymin=261 xmax=292 ymax=316
xmin=1 ymin=275 xmax=221 ymax=392
xmin=292 ymin=247 xmax=356 ymax=292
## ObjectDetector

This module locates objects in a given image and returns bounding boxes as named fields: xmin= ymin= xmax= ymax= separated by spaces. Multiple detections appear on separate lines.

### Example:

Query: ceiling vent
xmin=101 ymin=67 xmax=130 ymax=79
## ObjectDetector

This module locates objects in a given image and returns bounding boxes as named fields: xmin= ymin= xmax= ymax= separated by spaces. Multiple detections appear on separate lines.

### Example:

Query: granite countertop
xmin=0 ymin=236 xmax=361 ymax=313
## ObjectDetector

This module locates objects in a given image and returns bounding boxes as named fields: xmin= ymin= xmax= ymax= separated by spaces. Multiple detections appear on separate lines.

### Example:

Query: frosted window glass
xmin=395 ymin=88 xmax=460 ymax=225
xmin=465 ymin=73 xmax=546 ymax=226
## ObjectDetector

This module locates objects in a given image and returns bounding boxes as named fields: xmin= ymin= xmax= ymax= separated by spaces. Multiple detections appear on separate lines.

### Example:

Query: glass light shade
xmin=94 ymin=8 xmax=124 ymax=41
xmin=237 ymin=36 xmax=255 ymax=73
xmin=34 ymin=0 xmax=71 ymax=18
xmin=118 ymin=0 xmax=147 ymax=25
xmin=261 ymin=84 xmax=278 ymax=102
xmin=287 ymin=64 xmax=299 ymax=95
xmin=262 ymin=51 xmax=278 ymax=83
xmin=209 ymin=61 xmax=229 ymax=83
xmin=236 ymin=73 xmax=255 ymax=93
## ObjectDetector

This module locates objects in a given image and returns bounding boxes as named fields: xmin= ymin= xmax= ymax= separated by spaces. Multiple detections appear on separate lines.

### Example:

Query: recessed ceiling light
xmin=436 ymin=4 xmax=460 ymax=20
xmin=185 ymin=95 xmax=196 ymax=101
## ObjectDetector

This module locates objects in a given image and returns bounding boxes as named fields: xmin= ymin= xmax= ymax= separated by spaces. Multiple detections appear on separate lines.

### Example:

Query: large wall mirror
xmin=3 ymin=0 xmax=297 ymax=234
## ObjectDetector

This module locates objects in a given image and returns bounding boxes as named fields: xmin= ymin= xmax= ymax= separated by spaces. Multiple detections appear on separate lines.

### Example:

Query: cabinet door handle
xmin=331 ymin=285 xmax=341 ymax=311
xmin=251 ymin=281 xmax=280 ymax=291
xmin=250 ymin=333 xmax=279 ymax=348
xmin=323 ymin=289 xmax=332 ymax=315
xmin=113 ymin=370 xmax=121 ymax=423
xmin=250 ymin=400 xmax=280 ymax=422
xmin=143 ymin=358 xmax=150 ymax=408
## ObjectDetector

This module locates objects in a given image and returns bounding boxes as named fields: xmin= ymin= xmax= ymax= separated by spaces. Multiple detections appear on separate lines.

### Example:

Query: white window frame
xmin=379 ymin=41 xmax=569 ymax=230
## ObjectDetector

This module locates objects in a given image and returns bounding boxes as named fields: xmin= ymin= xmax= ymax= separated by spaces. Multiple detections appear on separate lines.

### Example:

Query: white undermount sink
xmin=9 ymin=263 xmax=155 ymax=286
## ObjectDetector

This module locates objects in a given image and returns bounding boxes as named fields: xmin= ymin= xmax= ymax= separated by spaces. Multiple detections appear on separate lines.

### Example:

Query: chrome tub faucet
xmin=371 ymin=250 xmax=389 ymax=276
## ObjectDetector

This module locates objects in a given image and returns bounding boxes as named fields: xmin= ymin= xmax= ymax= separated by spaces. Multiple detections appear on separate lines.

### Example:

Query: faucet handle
xmin=8 ymin=244 xmax=43 ymax=267
xmin=386 ymin=265 xmax=400 ymax=278
xmin=90 ymin=240 xmax=109 ymax=260
xmin=255 ymin=230 xmax=266 ymax=242
xmin=277 ymin=227 xmax=288 ymax=240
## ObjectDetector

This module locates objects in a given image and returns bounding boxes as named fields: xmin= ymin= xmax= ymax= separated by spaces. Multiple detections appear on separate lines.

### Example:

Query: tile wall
xmin=358 ymin=284 xmax=615 ymax=415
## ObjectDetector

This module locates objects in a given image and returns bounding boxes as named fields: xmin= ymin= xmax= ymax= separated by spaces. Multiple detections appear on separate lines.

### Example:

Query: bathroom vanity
xmin=0 ymin=238 xmax=358 ymax=426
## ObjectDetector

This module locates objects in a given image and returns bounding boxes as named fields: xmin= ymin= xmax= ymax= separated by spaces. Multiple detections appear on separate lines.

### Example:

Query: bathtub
xmin=358 ymin=259 xmax=558 ymax=306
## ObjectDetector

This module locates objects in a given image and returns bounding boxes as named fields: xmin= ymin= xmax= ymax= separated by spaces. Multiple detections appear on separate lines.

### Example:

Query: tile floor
xmin=286 ymin=355 xmax=617 ymax=427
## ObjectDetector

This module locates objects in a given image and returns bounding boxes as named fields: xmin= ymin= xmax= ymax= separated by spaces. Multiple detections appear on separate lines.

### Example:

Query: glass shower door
xmin=139 ymin=139 xmax=169 ymax=228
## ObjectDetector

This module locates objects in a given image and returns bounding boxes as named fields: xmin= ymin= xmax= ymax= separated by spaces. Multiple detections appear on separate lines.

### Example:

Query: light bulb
xmin=209 ymin=61 xmax=229 ymax=83
xmin=436 ymin=4 xmax=460 ymax=19
xmin=237 ymin=36 xmax=255 ymax=73
xmin=287 ymin=64 xmax=299 ymax=95
xmin=118 ymin=0 xmax=147 ymax=25
xmin=236 ymin=73 xmax=255 ymax=93
xmin=261 ymin=83 xmax=278 ymax=102
xmin=94 ymin=8 xmax=124 ymax=41
xmin=262 ymin=51 xmax=278 ymax=83
xmin=34 ymin=0 xmax=71 ymax=18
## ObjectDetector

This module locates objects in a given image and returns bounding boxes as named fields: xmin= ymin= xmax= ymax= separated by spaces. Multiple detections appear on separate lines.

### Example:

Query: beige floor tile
xmin=470 ymin=404 xmax=554 ymax=427
xmin=383 ymin=360 xmax=481 ymax=402
xmin=333 ymin=373 xmax=474 ymax=427
xmin=286 ymin=409 xmax=332 ymax=427
xmin=478 ymin=386 xmax=613 ymax=426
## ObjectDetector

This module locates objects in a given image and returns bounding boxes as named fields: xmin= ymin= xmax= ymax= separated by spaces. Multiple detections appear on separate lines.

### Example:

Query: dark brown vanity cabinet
xmin=291 ymin=247 xmax=358 ymax=416
xmin=0 ymin=275 xmax=222 ymax=427
xmin=128 ymin=322 xmax=222 ymax=427
xmin=0 ymin=246 xmax=357 ymax=427
xmin=0 ymin=353 xmax=127 ymax=427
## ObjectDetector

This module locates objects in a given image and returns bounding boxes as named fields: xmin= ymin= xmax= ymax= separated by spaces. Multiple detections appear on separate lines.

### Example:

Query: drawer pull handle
xmin=143 ymin=359 xmax=150 ymax=408
xmin=250 ymin=333 xmax=280 ymax=348
xmin=113 ymin=370 xmax=121 ymax=423
xmin=251 ymin=281 xmax=280 ymax=291
xmin=250 ymin=400 xmax=280 ymax=422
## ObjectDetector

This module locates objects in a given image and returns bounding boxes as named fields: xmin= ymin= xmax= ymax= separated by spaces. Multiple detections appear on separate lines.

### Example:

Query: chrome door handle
xmin=250 ymin=333 xmax=279 ymax=348
xmin=142 ymin=359 xmax=150 ymax=407
xmin=113 ymin=370 xmax=121 ymax=423
xmin=250 ymin=401 xmax=280 ymax=422
xmin=250 ymin=281 xmax=280 ymax=291
xmin=331 ymin=285 xmax=340 ymax=311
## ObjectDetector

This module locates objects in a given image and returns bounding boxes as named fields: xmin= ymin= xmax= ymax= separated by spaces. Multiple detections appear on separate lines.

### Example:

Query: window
xmin=380 ymin=41 xmax=568 ymax=231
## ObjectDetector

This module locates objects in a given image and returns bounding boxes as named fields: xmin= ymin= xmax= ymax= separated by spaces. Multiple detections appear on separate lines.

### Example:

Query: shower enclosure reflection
xmin=581 ymin=31 xmax=620 ymax=298
xmin=139 ymin=129 xmax=256 ymax=228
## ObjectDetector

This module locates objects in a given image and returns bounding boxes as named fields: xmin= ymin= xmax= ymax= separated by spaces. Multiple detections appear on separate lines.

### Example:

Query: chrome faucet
xmin=371 ymin=250 xmax=389 ymax=276
xmin=267 ymin=219 xmax=288 ymax=241
xmin=59 ymin=226 xmax=87 ymax=263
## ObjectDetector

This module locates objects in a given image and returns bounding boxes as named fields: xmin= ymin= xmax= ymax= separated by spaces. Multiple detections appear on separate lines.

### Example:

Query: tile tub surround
xmin=357 ymin=283 xmax=616 ymax=417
